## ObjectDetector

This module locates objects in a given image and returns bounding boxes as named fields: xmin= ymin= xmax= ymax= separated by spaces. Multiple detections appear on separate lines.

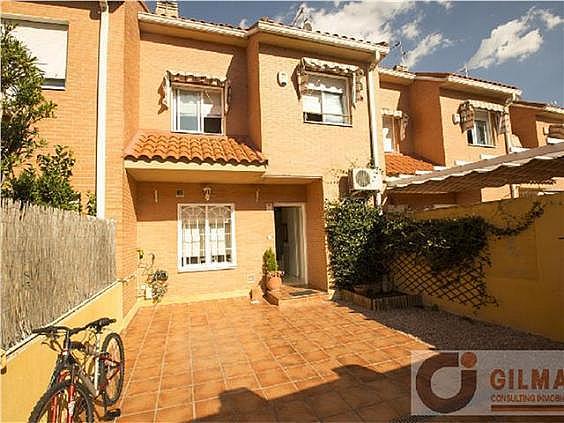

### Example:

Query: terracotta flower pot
xmin=266 ymin=275 xmax=282 ymax=291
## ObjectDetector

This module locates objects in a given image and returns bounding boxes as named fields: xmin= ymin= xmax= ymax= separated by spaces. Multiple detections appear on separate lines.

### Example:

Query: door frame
xmin=273 ymin=202 xmax=308 ymax=286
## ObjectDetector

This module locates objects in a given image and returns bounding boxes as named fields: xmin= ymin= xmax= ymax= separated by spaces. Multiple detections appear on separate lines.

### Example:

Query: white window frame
xmin=302 ymin=72 xmax=351 ymax=126
xmin=382 ymin=115 xmax=400 ymax=152
xmin=177 ymin=203 xmax=236 ymax=272
xmin=172 ymin=86 xmax=225 ymax=135
xmin=3 ymin=15 xmax=69 ymax=90
xmin=468 ymin=110 xmax=494 ymax=147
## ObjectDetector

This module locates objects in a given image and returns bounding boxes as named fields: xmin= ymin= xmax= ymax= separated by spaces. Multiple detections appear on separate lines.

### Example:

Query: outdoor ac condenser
xmin=348 ymin=168 xmax=383 ymax=192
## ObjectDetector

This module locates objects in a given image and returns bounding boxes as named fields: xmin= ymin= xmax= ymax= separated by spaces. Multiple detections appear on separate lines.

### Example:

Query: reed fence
xmin=1 ymin=199 xmax=116 ymax=350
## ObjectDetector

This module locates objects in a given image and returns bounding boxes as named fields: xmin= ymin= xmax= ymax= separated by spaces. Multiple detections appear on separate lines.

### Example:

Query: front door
xmin=274 ymin=205 xmax=306 ymax=286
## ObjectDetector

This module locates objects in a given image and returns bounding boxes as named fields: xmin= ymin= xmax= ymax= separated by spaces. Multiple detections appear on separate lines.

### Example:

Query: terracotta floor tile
xmin=224 ymin=389 xmax=268 ymax=414
xmin=295 ymin=377 xmax=333 ymax=394
xmin=356 ymin=401 xmax=400 ymax=422
xmin=121 ymin=391 xmax=158 ymax=416
xmin=362 ymin=349 xmax=393 ymax=365
xmin=336 ymin=384 xmax=382 ymax=409
xmin=263 ymin=383 xmax=298 ymax=401
xmin=158 ymin=387 xmax=193 ymax=409
xmin=237 ymin=405 xmax=277 ymax=422
xmin=285 ymin=363 xmax=318 ymax=382
xmin=303 ymin=350 xmax=330 ymax=363
xmin=304 ymin=391 xmax=352 ymax=419
xmin=193 ymin=367 xmax=223 ymax=384
xmin=275 ymin=399 xmax=318 ymax=422
xmin=155 ymin=404 xmax=193 ymax=422
xmin=270 ymin=344 xmax=296 ymax=357
xmin=255 ymin=368 xmax=291 ymax=387
xmin=277 ymin=352 xmax=306 ymax=368
xmin=161 ymin=371 xmax=193 ymax=391
xmin=336 ymin=353 xmax=369 ymax=367
xmin=223 ymin=362 xmax=253 ymax=379
xmin=117 ymin=410 xmax=154 ymax=422
xmin=124 ymin=377 xmax=160 ymax=397
xmin=193 ymin=380 xmax=226 ymax=401
xmin=251 ymin=358 xmax=281 ymax=373
xmin=323 ymin=409 xmax=363 ymax=422
xmin=130 ymin=364 xmax=161 ymax=381
xmin=225 ymin=374 xmax=259 ymax=390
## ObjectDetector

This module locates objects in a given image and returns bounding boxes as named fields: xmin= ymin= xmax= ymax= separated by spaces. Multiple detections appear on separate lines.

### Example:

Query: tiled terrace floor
xmin=118 ymin=298 xmax=421 ymax=422
xmin=117 ymin=298 xmax=562 ymax=422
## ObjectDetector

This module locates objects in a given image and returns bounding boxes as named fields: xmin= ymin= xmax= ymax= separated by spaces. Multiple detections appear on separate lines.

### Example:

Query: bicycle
xmin=28 ymin=317 xmax=125 ymax=422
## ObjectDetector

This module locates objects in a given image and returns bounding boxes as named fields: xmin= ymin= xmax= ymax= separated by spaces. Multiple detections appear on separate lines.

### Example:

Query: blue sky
xmin=148 ymin=1 xmax=564 ymax=104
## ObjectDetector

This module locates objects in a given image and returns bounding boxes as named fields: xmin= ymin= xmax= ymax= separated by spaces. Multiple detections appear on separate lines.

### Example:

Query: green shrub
xmin=263 ymin=248 xmax=278 ymax=274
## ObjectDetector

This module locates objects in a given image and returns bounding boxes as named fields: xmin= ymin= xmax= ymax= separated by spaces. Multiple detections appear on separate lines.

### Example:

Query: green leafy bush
xmin=325 ymin=198 xmax=544 ymax=292
xmin=263 ymin=248 xmax=278 ymax=274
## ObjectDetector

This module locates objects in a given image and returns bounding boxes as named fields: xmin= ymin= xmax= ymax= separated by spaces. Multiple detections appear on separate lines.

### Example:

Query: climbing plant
xmin=325 ymin=198 xmax=544 ymax=308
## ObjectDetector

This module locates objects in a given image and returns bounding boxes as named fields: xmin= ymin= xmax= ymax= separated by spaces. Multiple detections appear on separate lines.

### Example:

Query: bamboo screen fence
xmin=1 ymin=199 xmax=116 ymax=350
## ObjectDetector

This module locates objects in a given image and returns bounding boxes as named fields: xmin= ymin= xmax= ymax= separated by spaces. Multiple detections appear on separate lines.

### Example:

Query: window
xmin=467 ymin=110 xmax=494 ymax=146
xmin=173 ymin=88 xmax=223 ymax=134
xmin=382 ymin=116 xmax=399 ymax=152
xmin=302 ymin=74 xmax=350 ymax=125
xmin=7 ymin=19 xmax=68 ymax=89
xmin=178 ymin=204 xmax=235 ymax=271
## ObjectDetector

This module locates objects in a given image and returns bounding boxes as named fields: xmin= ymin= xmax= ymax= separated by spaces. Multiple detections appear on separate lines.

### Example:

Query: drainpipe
xmin=504 ymin=93 xmax=518 ymax=198
xmin=366 ymin=54 xmax=382 ymax=207
xmin=96 ymin=0 xmax=109 ymax=218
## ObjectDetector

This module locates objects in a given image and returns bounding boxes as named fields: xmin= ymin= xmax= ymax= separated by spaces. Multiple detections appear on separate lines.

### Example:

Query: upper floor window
xmin=467 ymin=110 xmax=494 ymax=146
xmin=6 ymin=19 xmax=68 ymax=89
xmin=382 ymin=116 xmax=399 ymax=152
xmin=302 ymin=74 xmax=351 ymax=126
xmin=173 ymin=87 xmax=223 ymax=134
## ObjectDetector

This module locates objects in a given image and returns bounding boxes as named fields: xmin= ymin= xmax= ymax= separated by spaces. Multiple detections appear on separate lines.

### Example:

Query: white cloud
xmin=238 ymin=18 xmax=248 ymax=29
xmin=401 ymin=17 xmax=421 ymax=40
xmin=403 ymin=33 xmax=449 ymax=68
xmin=535 ymin=9 xmax=564 ymax=30
xmin=305 ymin=1 xmax=415 ymax=43
xmin=466 ymin=11 xmax=549 ymax=70
xmin=435 ymin=0 xmax=453 ymax=10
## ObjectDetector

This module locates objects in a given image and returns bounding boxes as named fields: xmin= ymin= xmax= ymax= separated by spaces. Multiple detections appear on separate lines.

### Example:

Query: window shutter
xmin=11 ymin=21 xmax=67 ymax=81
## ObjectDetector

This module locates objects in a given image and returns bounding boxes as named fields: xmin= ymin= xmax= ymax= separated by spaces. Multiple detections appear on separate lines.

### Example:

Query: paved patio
xmin=118 ymin=297 xmax=423 ymax=422
xmin=117 ymin=297 xmax=562 ymax=422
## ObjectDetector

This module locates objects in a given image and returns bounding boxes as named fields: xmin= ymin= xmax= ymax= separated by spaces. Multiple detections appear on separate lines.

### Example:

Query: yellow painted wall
xmin=413 ymin=193 xmax=564 ymax=342
xmin=0 ymin=282 xmax=129 ymax=422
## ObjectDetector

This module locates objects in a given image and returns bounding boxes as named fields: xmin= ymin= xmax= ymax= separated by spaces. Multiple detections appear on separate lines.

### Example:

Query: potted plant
xmin=263 ymin=248 xmax=283 ymax=291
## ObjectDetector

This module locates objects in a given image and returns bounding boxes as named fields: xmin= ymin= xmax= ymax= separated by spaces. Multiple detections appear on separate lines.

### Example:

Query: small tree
xmin=1 ymin=25 xmax=83 ymax=212
xmin=1 ymin=25 xmax=56 ymax=182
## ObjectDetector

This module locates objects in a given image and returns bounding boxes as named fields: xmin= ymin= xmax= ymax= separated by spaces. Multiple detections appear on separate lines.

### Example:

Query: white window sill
xmin=42 ymin=85 xmax=65 ymax=91
xmin=304 ymin=120 xmax=352 ymax=128
xmin=172 ymin=129 xmax=224 ymax=136
xmin=178 ymin=264 xmax=237 ymax=273
xmin=467 ymin=143 xmax=496 ymax=148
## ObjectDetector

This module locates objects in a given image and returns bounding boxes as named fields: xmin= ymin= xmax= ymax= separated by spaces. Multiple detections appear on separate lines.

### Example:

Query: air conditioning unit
xmin=349 ymin=168 xmax=383 ymax=192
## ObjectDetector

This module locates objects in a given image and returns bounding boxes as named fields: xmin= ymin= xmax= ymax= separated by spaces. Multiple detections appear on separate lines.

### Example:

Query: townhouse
xmin=2 ymin=1 xmax=562 ymax=304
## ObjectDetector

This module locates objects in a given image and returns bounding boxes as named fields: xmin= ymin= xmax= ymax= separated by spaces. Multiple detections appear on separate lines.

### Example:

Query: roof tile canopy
xmin=125 ymin=131 xmax=267 ymax=166
xmin=385 ymin=153 xmax=434 ymax=176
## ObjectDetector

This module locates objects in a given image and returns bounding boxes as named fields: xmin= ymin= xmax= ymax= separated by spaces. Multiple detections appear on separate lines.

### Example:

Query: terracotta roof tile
xmin=124 ymin=131 xmax=268 ymax=166
xmin=385 ymin=153 xmax=434 ymax=176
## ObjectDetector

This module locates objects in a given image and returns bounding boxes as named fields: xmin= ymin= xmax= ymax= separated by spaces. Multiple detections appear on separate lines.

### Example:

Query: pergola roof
xmin=386 ymin=143 xmax=564 ymax=194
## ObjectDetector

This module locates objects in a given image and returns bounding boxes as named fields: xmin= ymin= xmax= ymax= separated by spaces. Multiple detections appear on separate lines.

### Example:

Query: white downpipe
xmin=366 ymin=58 xmax=382 ymax=207
xmin=96 ymin=1 xmax=109 ymax=218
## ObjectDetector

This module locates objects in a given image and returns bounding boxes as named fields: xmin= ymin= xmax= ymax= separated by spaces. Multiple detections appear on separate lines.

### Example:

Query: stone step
xmin=265 ymin=287 xmax=327 ymax=307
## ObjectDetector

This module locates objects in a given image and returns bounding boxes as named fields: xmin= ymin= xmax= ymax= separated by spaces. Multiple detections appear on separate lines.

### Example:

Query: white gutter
xmin=366 ymin=55 xmax=382 ymax=207
xmin=96 ymin=0 xmax=109 ymax=218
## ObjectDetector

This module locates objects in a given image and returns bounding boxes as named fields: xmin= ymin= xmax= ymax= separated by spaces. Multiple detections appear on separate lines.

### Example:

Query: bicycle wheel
xmin=28 ymin=380 xmax=93 ymax=423
xmin=100 ymin=332 xmax=125 ymax=406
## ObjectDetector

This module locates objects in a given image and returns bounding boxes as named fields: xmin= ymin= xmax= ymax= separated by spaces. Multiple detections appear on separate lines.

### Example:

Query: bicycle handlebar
xmin=32 ymin=317 xmax=117 ymax=336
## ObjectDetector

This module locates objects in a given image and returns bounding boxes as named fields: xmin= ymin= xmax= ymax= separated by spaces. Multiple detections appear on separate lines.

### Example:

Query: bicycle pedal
xmin=102 ymin=408 xmax=121 ymax=421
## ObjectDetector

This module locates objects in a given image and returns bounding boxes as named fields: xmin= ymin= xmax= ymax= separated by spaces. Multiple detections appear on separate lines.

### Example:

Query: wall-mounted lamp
xmin=202 ymin=185 xmax=212 ymax=201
